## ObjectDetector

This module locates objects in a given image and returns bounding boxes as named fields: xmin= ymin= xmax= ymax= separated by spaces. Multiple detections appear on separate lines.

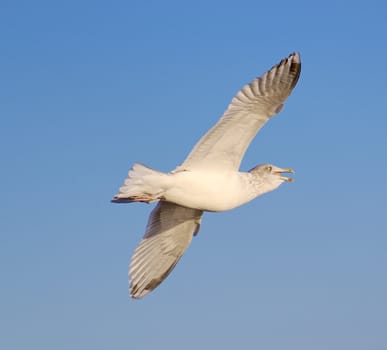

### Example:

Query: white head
xmin=249 ymin=164 xmax=294 ymax=194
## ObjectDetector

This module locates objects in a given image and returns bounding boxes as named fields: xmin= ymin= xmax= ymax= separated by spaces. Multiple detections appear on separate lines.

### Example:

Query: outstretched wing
xmin=177 ymin=52 xmax=301 ymax=172
xmin=130 ymin=202 xmax=203 ymax=299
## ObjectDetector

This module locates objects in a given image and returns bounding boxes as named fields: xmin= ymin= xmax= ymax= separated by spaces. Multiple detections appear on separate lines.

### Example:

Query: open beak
xmin=275 ymin=168 xmax=295 ymax=182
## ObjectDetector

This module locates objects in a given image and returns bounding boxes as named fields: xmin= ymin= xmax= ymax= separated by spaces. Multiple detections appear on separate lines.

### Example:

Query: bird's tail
xmin=111 ymin=163 xmax=168 ymax=203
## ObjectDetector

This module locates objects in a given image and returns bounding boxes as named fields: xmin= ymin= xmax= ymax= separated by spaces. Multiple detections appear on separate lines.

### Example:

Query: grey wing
xmin=130 ymin=202 xmax=203 ymax=299
xmin=177 ymin=52 xmax=301 ymax=172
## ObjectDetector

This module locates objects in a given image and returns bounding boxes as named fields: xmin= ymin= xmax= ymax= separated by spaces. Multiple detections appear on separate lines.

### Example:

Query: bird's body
xmin=115 ymin=163 xmax=294 ymax=212
xmin=159 ymin=168 xmax=253 ymax=212
xmin=112 ymin=52 xmax=301 ymax=299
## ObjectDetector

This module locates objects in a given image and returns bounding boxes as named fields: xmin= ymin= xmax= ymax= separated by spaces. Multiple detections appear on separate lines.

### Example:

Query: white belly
xmin=164 ymin=170 xmax=255 ymax=212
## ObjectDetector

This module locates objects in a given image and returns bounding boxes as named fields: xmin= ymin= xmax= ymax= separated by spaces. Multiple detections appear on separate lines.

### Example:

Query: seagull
xmin=112 ymin=52 xmax=301 ymax=299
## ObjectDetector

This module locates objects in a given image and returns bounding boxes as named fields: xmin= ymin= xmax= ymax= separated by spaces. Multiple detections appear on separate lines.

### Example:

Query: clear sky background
xmin=1 ymin=0 xmax=387 ymax=349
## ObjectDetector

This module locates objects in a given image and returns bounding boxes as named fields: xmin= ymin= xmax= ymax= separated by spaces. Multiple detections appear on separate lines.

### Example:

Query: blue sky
xmin=1 ymin=0 xmax=387 ymax=349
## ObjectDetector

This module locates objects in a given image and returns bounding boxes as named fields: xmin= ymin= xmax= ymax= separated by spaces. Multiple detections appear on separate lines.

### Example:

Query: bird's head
xmin=249 ymin=164 xmax=294 ymax=193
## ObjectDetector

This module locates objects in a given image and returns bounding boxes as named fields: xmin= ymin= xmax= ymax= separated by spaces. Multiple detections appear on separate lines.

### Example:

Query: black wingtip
xmin=289 ymin=51 xmax=301 ymax=63
xmin=285 ymin=52 xmax=302 ymax=89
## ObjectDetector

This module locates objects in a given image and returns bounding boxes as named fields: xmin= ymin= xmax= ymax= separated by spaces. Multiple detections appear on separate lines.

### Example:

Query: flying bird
xmin=112 ymin=52 xmax=301 ymax=299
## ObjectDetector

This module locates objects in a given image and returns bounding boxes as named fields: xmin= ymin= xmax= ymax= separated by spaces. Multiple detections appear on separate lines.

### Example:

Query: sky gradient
xmin=1 ymin=1 xmax=387 ymax=349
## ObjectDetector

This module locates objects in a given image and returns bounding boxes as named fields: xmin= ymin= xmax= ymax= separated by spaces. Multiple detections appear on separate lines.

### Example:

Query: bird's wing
xmin=177 ymin=52 xmax=301 ymax=172
xmin=130 ymin=201 xmax=203 ymax=299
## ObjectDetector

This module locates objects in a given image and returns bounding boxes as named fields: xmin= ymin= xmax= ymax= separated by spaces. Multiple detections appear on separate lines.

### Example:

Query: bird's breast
xmin=164 ymin=170 xmax=255 ymax=212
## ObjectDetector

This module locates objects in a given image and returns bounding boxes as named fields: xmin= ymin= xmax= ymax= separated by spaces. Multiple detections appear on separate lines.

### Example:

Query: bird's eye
xmin=266 ymin=166 xmax=272 ymax=172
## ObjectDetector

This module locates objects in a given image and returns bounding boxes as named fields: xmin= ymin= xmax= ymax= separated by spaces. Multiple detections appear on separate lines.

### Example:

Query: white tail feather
xmin=112 ymin=163 xmax=168 ymax=203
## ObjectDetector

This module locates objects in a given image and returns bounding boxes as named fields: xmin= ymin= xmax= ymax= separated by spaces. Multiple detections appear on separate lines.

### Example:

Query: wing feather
xmin=177 ymin=52 xmax=301 ymax=171
xmin=129 ymin=202 xmax=203 ymax=299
